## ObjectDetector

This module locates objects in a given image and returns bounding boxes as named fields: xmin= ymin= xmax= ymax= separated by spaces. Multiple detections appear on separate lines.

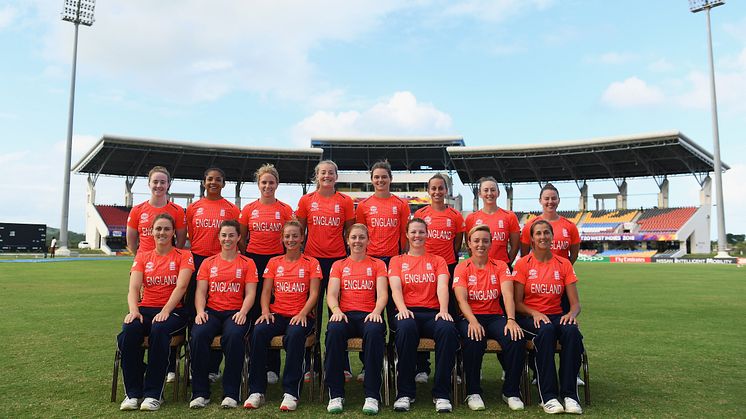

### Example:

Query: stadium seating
xmin=96 ymin=205 xmax=130 ymax=233
xmin=636 ymin=207 xmax=697 ymax=232
xmin=579 ymin=209 xmax=639 ymax=234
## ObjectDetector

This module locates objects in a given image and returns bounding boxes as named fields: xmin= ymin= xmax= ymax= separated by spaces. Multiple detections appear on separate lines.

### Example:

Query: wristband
xmin=507 ymin=317 xmax=515 ymax=321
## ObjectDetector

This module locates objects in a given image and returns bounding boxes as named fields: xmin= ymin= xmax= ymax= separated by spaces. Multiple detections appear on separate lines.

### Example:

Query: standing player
xmin=465 ymin=176 xmax=520 ymax=267
xmin=324 ymin=223 xmax=388 ymax=415
xmin=453 ymin=225 xmax=524 ymax=411
xmin=520 ymin=183 xmax=580 ymax=264
xmin=117 ymin=213 xmax=194 ymax=411
xmin=388 ymin=218 xmax=458 ymax=413
xmin=244 ymin=220 xmax=322 ymax=412
xmin=238 ymin=164 xmax=293 ymax=384
xmin=296 ymin=160 xmax=355 ymax=380
xmin=188 ymin=220 xmax=258 ymax=409
xmin=513 ymin=220 xmax=584 ymax=415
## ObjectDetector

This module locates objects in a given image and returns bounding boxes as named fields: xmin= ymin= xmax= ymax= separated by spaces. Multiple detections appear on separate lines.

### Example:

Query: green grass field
xmin=0 ymin=260 xmax=744 ymax=418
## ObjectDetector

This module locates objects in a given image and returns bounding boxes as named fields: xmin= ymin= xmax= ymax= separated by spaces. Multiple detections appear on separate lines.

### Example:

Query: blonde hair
xmin=313 ymin=160 xmax=339 ymax=188
xmin=346 ymin=223 xmax=369 ymax=240
xmin=255 ymin=163 xmax=280 ymax=184
xmin=282 ymin=219 xmax=304 ymax=237
xmin=466 ymin=224 xmax=491 ymax=256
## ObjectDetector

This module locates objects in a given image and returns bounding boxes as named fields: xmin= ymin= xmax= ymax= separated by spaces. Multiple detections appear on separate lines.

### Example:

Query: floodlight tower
xmin=689 ymin=0 xmax=728 ymax=258
xmin=57 ymin=0 xmax=95 ymax=256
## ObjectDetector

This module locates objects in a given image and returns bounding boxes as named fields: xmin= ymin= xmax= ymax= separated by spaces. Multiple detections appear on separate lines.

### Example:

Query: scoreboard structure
xmin=0 ymin=223 xmax=47 ymax=252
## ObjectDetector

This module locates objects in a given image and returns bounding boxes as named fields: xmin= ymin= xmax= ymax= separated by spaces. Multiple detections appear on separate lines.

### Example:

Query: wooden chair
xmin=268 ymin=333 xmax=322 ymax=402
xmin=182 ymin=335 xmax=250 ymax=402
xmin=454 ymin=339 xmax=531 ymax=403
xmin=387 ymin=338 xmax=460 ymax=407
xmin=326 ymin=337 xmax=391 ymax=406
xmin=110 ymin=334 xmax=186 ymax=402
xmin=524 ymin=341 xmax=590 ymax=406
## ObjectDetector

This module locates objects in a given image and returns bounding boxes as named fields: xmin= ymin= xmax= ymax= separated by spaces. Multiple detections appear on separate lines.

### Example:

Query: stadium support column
xmin=657 ymin=178 xmax=669 ymax=208
xmin=124 ymin=178 xmax=135 ymax=207
xmin=472 ymin=184 xmax=479 ymax=212
xmin=86 ymin=174 xmax=96 ymax=205
xmin=616 ymin=180 xmax=628 ymax=210
xmin=578 ymin=181 xmax=588 ymax=212
xmin=504 ymin=185 xmax=513 ymax=211
xmin=235 ymin=181 xmax=242 ymax=208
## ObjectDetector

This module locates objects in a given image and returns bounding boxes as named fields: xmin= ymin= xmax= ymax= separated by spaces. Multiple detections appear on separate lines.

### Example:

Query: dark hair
xmin=370 ymin=160 xmax=392 ymax=179
xmin=152 ymin=213 xmax=176 ymax=228
xmin=406 ymin=217 xmax=428 ymax=232
xmin=219 ymin=219 xmax=240 ymax=234
xmin=478 ymin=176 xmax=498 ymax=190
xmin=530 ymin=219 xmax=554 ymax=236
xmin=203 ymin=167 xmax=226 ymax=181
xmin=540 ymin=183 xmax=559 ymax=199
xmin=427 ymin=173 xmax=448 ymax=190
xmin=148 ymin=166 xmax=171 ymax=183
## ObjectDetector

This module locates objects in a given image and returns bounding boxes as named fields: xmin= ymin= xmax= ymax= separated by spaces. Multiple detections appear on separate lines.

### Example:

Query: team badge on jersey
xmin=490 ymin=274 xmax=497 ymax=285
xmin=220 ymin=209 xmax=225 ymax=217
xmin=528 ymin=269 xmax=538 ymax=280
xmin=334 ymin=204 xmax=340 ymax=213
xmin=276 ymin=266 xmax=285 ymax=277
xmin=446 ymin=218 xmax=452 ymax=227
xmin=251 ymin=209 xmax=260 ymax=219
xmin=236 ymin=268 xmax=242 ymax=279
xmin=468 ymin=275 xmax=478 ymax=286
xmin=342 ymin=267 xmax=351 ymax=277
xmin=145 ymin=261 xmax=155 ymax=273
xmin=498 ymin=220 xmax=504 ymax=229
xmin=196 ymin=208 xmax=204 ymax=216
xmin=366 ymin=267 xmax=373 ymax=277
xmin=392 ymin=206 xmax=398 ymax=215
xmin=426 ymin=263 xmax=433 ymax=271
xmin=554 ymin=271 xmax=560 ymax=281
xmin=275 ymin=211 xmax=281 ymax=220
xmin=210 ymin=266 xmax=219 ymax=277
xmin=169 ymin=261 xmax=176 ymax=271
xmin=563 ymin=228 xmax=569 ymax=238
xmin=299 ymin=268 xmax=305 ymax=278
xmin=370 ymin=206 xmax=378 ymax=215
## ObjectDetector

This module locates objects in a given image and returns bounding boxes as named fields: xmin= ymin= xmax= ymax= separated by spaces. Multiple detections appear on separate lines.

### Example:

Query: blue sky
xmin=1 ymin=0 xmax=744 ymax=236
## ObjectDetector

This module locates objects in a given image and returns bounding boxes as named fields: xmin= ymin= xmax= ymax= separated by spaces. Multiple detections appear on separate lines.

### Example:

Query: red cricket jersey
xmin=264 ymin=254 xmax=323 ymax=317
xmin=296 ymin=191 xmax=354 ymax=258
xmin=452 ymin=258 xmax=511 ymax=315
xmin=131 ymin=248 xmax=194 ymax=308
xmin=520 ymin=216 xmax=580 ymax=260
xmin=238 ymin=199 xmax=294 ymax=255
xmin=465 ymin=208 xmax=520 ymax=263
xmin=127 ymin=201 xmax=187 ymax=254
xmin=355 ymin=195 xmax=410 ymax=257
xmin=414 ymin=205 xmax=465 ymax=265
xmin=388 ymin=253 xmax=449 ymax=310
xmin=186 ymin=198 xmax=240 ymax=256
xmin=197 ymin=254 xmax=258 ymax=311
xmin=512 ymin=254 xmax=578 ymax=315
xmin=330 ymin=256 xmax=387 ymax=313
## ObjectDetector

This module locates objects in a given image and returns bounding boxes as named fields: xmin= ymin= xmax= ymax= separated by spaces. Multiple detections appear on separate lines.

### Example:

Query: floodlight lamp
xmin=61 ymin=0 xmax=96 ymax=26
xmin=689 ymin=0 xmax=725 ymax=13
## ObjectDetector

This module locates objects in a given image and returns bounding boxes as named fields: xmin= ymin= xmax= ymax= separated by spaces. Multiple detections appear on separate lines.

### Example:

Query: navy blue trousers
xmin=249 ymin=314 xmax=313 ymax=398
xmin=189 ymin=309 xmax=249 ymax=401
xmin=117 ymin=307 xmax=187 ymax=399
xmin=518 ymin=314 xmax=583 ymax=403
xmin=247 ymin=252 xmax=282 ymax=374
xmin=392 ymin=309 xmax=458 ymax=400
xmin=457 ymin=315 xmax=524 ymax=397
xmin=324 ymin=311 xmax=386 ymax=400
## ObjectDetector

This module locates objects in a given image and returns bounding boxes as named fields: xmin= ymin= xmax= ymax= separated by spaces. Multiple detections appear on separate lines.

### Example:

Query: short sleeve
xmin=454 ymin=209 xmax=466 ymax=233
xmin=244 ymin=258 xmax=259 ymax=283
xmin=435 ymin=255 xmax=449 ymax=277
xmin=238 ymin=203 xmax=251 ymax=226
xmin=330 ymin=259 xmax=344 ymax=279
xmin=196 ymin=258 xmax=211 ymax=281
xmin=495 ymin=260 xmax=512 ymax=283
xmin=563 ymin=261 xmax=578 ymax=285
xmin=464 ymin=212 xmax=475 ymax=233
xmin=509 ymin=212 xmax=520 ymax=233
xmin=130 ymin=253 xmax=145 ymax=273
xmin=355 ymin=201 xmax=366 ymax=224
xmin=374 ymin=258 xmax=387 ymax=277
xmin=180 ymin=250 xmax=195 ymax=272
xmin=520 ymin=220 xmax=532 ymax=245
xmin=263 ymin=258 xmax=277 ymax=280
xmin=569 ymin=223 xmax=581 ymax=245
xmin=310 ymin=257 xmax=323 ymax=280
xmin=512 ymin=259 xmax=528 ymax=284
xmin=281 ymin=202 xmax=294 ymax=222
xmin=452 ymin=262 xmax=468 ymax=288
xmin=295 ymin=195 xmax=309 ymax=219
xmin=343 ymin=194 xmax=355 ymax=221
xmin=388 ymin=256 xmax=403 ymax=278
xmin=127 ymin=206 xmax=140 ymax=229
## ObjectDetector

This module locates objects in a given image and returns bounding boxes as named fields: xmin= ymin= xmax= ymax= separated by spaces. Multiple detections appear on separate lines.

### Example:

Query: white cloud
xmin=292 ymin=91 xmax=454 ymax=146
xmin=0 ymin=5 xmax=17 ymax=29
xmin=648 ymin=58 xmax=674 ymax=73
xmin=601 ymin=77 xmax=665 ymax=108
xmin=441 ymin=0 xmax=553 ymax=23
xmin=35 ymin=1 xmax=405 ymax=104
xmin=674 ymin=66 xmax=746 ymax=113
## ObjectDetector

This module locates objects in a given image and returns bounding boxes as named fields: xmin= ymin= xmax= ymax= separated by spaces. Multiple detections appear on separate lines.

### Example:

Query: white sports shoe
xmin=267 ymin=371 xmax=279 ymax=384
xmin=564 ymin=397 xmax=583 ymax=414
xmin=434 ymin=398 xmax=452 ymax=413
xmin=393 ymin=396 xmax=413 ymax=412
xmin=119 ymin=396 xmax=141 ymax=411
xmin=221 ymin=397 xmax=238 ymax=408
xmin=327 ymin=397 xmax=344 ymax=413
xmin=189 ymin=396 xmax=210 ymax=409
xmin=139 ymin=397 xmax=163 ymax=411
xmin=577 ymin=376 xmax=586 ymax=386
xmin=357 ymin=369 xmax=366 ymax=382
xmin=362 ymin=397 xmax=379 ymax=415
xmin=540 ymin=398 xmax=565 ymax=414
xmin=415 ymin=372 xmax=429 ymax=383
xmin=166 ymin=372 xmax=176 ymax=383
xmin=502 ymin=394 xmax=525 ymax=410
xmin=279 ymin=393 xmax=298 ymax=411
xmin=465 ymin=394 xmax=485 ymax=411
xmin=243 ymin=393 xmax=265 ymax=409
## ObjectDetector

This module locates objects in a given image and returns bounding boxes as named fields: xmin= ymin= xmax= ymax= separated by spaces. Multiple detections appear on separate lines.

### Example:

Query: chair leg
xmin=523 ymin=351 xmax=532 ymax=406
xmin=182 ymin=345 xmax=190 ymax=402
xmin=308 ymin=346 xmax=315 ymax=403
xmin=582 ymin=352 xmax=590 ymax=406
xmin=451 ymin=355 xmax=459 ymax=407
xmin=317 ymin=343 xmax=324 ymax=403
xmin=172 ymin=345 xmax=180 ymax=401
xmin=111 ymin=349 xmax=121 ymax=402
xmin=382 ymin=353 xmax=390 ymax=406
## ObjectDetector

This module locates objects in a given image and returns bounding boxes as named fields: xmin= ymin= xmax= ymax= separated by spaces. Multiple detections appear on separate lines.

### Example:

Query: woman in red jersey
xmin=465 ymin=176 xmax=520 ymax=267
xmin=188 ymin=220 xmax=258 ymax=409
xmin=295 ymin=160 xmax=355 ymax=378
xmin=388 ymin=218 xmax=458 ymax=413
xmin=117 ymin=213 xmax=194 ymax=412
xmin=238 ymin=164 xmax=293 ymax=383
xmin=453 ymin=225 xmax=524 ymax=412
xmin=513 ymin=220 xmax=584 ymax=415
xmin=324 ymin=223 xmax=388 ymax=415
xmin=520 ymin=183 xmax=580 ymax=263
xmin=126 ymin=166 xmax=187 ymax=255
xmin=244 ymin=220 xmax=322 ymax=412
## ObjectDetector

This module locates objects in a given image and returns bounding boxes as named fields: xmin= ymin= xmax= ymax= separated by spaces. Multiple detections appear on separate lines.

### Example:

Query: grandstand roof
xmin=73 ymin=134 xmax=323 ymax=184
xmin=311 ymin=136 xmax=465 ymax=172
xmin=447 ymin=131 xmax=729 ymax=185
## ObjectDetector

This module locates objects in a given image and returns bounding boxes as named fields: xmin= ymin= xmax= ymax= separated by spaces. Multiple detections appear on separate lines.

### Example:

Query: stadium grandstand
xmin=73 ymin=131 xmax=727 ymax=261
